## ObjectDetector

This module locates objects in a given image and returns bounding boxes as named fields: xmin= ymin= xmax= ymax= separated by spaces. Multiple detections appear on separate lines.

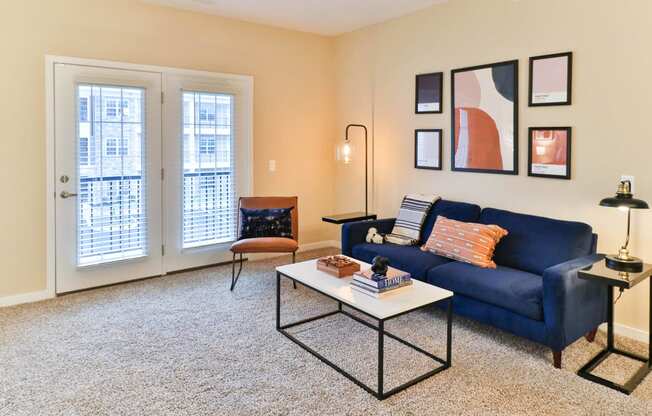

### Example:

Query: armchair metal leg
xmin=230 ymin=253 xmax=244 ymax=291
xmin=292 ymin=252 xmax=297 ymax=290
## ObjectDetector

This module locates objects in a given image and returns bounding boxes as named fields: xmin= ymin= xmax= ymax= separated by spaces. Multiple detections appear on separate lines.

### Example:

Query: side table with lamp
xmin=577 ymin=180 xmax=651 ymax=394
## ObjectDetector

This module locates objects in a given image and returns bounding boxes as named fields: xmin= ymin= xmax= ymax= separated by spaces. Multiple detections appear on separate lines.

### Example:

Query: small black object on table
xmin=577 ymin=260 xmax=652 ymax=394
xmin=322 ymin=212 xmax=377 ymax=224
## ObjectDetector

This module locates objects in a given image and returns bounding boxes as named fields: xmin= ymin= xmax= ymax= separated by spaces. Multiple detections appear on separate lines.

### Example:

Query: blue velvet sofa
xmin=341 ymin=199 xmax=607 ymax=368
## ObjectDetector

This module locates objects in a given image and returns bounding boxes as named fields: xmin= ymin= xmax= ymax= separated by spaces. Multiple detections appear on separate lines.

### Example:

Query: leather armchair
xmin=229 ymin=196 xmax=298 ymax=290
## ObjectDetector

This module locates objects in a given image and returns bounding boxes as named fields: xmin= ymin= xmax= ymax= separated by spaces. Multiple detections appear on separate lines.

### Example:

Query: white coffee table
xmin=276 ymin=258 xmax=453 ymax=400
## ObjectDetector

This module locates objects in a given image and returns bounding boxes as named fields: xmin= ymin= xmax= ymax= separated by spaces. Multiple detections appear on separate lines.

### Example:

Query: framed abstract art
xmin=414 ymin=129 xmax=442 ymax=170
xmin=528 ymin=127 xmax=571 ymax=179
xmin=529 ymin=52 xmax=572 ymax=106
xmin=415 ymin=72 xmax=443 ymax=114
xmin=451 ymin=60 xmax=518 ymax=174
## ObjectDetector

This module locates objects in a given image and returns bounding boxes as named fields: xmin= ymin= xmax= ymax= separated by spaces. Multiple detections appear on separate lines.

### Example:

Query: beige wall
xmin=0 ymin=0 xmax=336 ymax=297
xmin=1 ymin=0 xmax=650 ymax=336
xmin=334 ymin=0 xmax=652 ymax=333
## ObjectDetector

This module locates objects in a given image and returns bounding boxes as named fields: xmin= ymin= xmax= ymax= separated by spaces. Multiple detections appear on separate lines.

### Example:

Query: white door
xmin=162 ymin=74 xmax=253 ymax=272
xmin=54 ymin=64 xmax=163 ymax=293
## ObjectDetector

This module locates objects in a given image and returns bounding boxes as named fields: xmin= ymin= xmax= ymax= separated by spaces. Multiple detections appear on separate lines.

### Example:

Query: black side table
xmin=577 ymin=261 xmax=652 ymax=394
xmin=322 ymin=212 xmax=377 ymax=224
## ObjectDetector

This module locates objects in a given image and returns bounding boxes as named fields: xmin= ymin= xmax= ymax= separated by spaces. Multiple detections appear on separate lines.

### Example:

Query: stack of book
xmin=350 ymin=267 xmax=412 ymax=298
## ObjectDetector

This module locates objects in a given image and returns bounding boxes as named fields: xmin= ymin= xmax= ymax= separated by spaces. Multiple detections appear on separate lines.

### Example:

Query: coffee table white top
xmin=276 ymin=258 xmax=453 ymax=320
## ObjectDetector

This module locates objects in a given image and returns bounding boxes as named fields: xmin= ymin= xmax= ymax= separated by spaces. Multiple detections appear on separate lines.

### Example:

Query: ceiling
xmin=142 ymin=0 xmax=448 ymax=36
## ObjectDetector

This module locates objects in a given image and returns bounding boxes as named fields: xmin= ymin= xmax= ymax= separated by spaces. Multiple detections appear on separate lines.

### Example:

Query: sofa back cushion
xmin=420 ymin=200 xmax=482 ymax=244
xmin=479 ymin=208 xmax=594 ymax=275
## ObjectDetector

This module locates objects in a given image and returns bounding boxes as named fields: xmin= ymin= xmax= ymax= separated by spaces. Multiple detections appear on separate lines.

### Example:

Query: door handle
xmin=60 ymin=191 xmax=78 ymax=199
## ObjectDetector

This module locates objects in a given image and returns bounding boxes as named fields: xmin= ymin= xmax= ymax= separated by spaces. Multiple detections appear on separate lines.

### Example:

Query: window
xmin=105 ymin=138 xmax=128 ymax=156
xmin=199 ymin=104 xmax=216 ymax=122
xmin=199 ymin=135 xmax=216 ymax=155
xmin=216 ymin=100 xmax=231 ymax=126
xmin=79 ymin=137 xmax=90 ymax=165
xmin=76 ymin=85 xmax=146 ymax=266
xmin=79 ymin=97 xmax=88 ymax=122
xmin=182 ymin=91 xmax=235 ymax=248
xmin=104 ymin=98 xmax=130 ymax=119
xmin=106 ymin=99 xmax=118 ymax=118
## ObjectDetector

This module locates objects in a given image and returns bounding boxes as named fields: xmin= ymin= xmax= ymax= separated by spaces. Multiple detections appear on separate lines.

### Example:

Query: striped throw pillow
xmin=385 ymin=194 xmax=440 ymax=246
xmin=421 ymin=216 xmax=508 ymax=268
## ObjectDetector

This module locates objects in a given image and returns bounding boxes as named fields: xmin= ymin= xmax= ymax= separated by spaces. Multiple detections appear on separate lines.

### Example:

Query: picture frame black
xmin=451 ymin=60 xmax=518 ymax=175
xmin=414 ymin=129 xmax=442 ymax=170
xmin=415 ymin=72 xmax=443 ymax=114
xmin=528 ymin=52 xmax=572 ymax=107
xmin=528 ymin=127 xmax=572 ymax=180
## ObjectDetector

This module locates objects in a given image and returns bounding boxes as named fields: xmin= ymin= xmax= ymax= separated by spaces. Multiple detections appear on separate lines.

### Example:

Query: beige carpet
xmin=1 ymin=248 xmax=651 ymax=415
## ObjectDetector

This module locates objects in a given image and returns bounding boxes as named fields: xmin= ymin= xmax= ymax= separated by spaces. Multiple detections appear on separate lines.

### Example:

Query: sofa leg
xmin=585 ymin=328 xmax=598 ymax=343
xmin=552 ymin=350 xmax=562 ymax=369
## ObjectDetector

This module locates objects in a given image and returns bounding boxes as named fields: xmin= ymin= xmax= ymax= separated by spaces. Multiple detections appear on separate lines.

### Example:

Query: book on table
xmin=352 ymin=267 xmax=412 ymax=289
xmin=350 ymin=266 xmax=412 ymax=298
xmin=350 ymin=281 xmax=412 ymax=298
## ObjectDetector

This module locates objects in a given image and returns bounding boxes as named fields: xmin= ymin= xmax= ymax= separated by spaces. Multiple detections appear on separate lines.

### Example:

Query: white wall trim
xmin=600 ymin=323 xmax=649 ymax=344
xmin=0 ymin=290 xmax=54 ymax=308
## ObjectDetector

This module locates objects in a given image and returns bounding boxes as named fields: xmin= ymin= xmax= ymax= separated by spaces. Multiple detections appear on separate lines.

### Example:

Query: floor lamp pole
xmin=345 ymin=124 xmax=368 ymax=216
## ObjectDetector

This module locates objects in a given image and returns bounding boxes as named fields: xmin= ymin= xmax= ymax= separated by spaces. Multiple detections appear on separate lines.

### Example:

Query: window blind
xmin=181 ymin=91 xmax=237 ymax=248
xmin=77 ymin=85 xmax=148 ymax=265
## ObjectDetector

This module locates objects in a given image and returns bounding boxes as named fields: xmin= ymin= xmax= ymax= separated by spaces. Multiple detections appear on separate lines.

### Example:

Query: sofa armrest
xmin=341 ymin=218 xmax=396 ymax=256
xmin=542 ymin=253 xmax=607 ymax=351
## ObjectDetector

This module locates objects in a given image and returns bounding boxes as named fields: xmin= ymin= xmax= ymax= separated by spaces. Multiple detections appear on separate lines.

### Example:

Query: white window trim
xmin=45 ymin=55 xmax=253 ymax=298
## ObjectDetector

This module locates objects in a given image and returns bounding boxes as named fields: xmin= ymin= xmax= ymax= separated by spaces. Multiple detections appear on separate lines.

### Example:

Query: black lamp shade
xmin=599 ymin=196 xmax=649 ymax=209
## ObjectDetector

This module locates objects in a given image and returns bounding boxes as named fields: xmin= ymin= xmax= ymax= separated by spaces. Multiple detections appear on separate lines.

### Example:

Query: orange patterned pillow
xmin=421 ymin=216 xmax=508 ymax=268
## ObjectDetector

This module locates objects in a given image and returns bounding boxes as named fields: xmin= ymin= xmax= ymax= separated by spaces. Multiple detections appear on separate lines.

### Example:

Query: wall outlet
xmin=621 ymin=175 xmax=635 ymax=193
xmin=268 ymin=159 xmax=277 ymax=172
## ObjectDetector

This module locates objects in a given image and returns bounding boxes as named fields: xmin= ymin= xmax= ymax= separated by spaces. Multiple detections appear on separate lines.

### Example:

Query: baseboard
xmin=599 ymin=322 xmax=649 ymax=344
xmin=0 ymin=289 xmax=54 ymax=308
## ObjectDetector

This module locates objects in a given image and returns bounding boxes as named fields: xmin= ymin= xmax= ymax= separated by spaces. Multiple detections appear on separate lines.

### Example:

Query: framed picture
xmin=528 ymin=127 xmax=571 ymax=179
xmin=414 ymin=129 xmax=442 ymax=170
xmin=529 ymin=52 xmax=572 ymax=106
xmin=415 ymin=72 xmax=443 ymax=114
xmin=451 ymin=60 xmax=518 ymax=174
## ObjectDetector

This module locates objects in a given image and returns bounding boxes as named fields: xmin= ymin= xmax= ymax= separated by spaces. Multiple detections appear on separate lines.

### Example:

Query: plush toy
xmin=365 ymin=227 xmax=384 ymax=244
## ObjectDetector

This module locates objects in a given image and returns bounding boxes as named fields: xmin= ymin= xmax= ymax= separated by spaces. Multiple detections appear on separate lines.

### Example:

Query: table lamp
xmin=599 ymin=180 xmax=649 ymax=272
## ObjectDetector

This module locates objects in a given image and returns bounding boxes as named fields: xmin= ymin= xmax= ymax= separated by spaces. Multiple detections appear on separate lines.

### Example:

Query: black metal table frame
xmin=577 ymin=281 xmax=651 ymax=394
xmin=276 ymin=271 xmax=452 ymax=400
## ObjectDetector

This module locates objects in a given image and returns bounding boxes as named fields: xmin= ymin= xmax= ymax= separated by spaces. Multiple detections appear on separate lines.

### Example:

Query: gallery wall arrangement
xmin=413 ymin=51 xmax=572 ymax=179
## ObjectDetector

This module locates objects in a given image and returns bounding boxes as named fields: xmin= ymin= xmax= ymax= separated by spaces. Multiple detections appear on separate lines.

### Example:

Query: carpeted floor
xmin=1 ymin=248 xmax=651 ymax=415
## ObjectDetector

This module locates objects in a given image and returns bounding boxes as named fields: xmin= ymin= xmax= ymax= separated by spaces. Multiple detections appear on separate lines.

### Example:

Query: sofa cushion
xmin=422 ymin=216 xmax=508 ymax=268
xmin=427 ymin=261 xmax=544 ymax=321
xmin=352 ymin=243 xmax=451 ymax=281
xmin=420 ymin=200 xmax=482 ymax=244
xmin=479 ymin=208 xmax=594 ymax=275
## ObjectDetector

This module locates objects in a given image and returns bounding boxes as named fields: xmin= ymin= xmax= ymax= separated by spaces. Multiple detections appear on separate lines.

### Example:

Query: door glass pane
xmin=77 ymin=84 xmax=147 ymax=266
xmin=182 ymin=91 xmax=235 ymax=248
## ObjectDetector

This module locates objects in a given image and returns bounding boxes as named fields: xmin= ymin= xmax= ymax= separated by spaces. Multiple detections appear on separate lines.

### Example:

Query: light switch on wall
xmin=621 ymin=175 xmax=635 ymax=193
xmin=269 ymin=160 xmax=276 ymax=172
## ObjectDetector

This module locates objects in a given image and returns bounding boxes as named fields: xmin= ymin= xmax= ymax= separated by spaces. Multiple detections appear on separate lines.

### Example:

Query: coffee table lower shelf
xmin=276 ymin=271 xmax=452 ymax=400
